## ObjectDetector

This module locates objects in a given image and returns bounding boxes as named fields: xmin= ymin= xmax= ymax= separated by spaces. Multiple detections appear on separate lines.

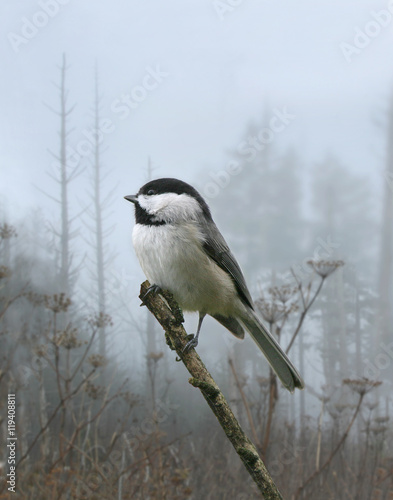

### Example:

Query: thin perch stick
xmin=139 ymin=281 xmax=283 ymax=500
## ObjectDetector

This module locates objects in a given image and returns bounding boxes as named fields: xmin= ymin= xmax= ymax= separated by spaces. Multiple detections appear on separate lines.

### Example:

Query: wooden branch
xmin=139 ymin=280 xmax=283 ymax=500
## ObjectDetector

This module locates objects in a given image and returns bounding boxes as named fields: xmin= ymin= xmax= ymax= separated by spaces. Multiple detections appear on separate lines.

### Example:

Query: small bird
xmin=125 ymin=178 xmax=304 ymax=392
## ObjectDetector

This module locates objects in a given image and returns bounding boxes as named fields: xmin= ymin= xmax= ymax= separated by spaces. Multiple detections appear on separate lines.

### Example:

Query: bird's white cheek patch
xmin=137 ymin=193 xmax=202 ymax=222
xmin=137 ymin=195 xmax=163 ymax=214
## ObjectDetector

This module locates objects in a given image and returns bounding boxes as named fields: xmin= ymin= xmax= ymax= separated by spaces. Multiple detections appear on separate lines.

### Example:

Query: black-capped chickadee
xmin=125 ymin=178 xmax=304 ymax=392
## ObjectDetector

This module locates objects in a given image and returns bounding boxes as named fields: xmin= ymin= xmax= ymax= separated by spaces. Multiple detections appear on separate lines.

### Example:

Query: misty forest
xmin=1 ymin=2 xmax=393 ymax=499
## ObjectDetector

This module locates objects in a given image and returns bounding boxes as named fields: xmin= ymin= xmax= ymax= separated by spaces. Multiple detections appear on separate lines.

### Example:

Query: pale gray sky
xmin=1 ymin=0 xmax=392 ymax=270
xmin=2 ymin=1 xmax=392 ymax=202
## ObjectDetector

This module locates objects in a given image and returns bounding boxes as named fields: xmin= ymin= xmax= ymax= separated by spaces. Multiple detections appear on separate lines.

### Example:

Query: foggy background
xmin=1 ymin=1 xmax=393 ymax=498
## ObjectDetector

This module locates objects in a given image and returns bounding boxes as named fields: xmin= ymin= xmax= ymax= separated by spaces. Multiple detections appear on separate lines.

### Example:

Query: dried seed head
xmin=122 ymin=391 xmax=137 ymax=405
xmin=365 ymin=401 xmax=378 ymax=411
xmin=343 ymin=378 xmax=382 ymax=395
xmin=44 ymin=293 xmax=72 ymax=313
xmin=84 ymin=380 xmax=104 ymax=400
xmin=0 ymin=266 xmax=11 ymax=280
xmin=147 ymin=351 xmax=164 ymax=361
xmin=257 ymin=376 xmax=270 ymax=388
xmin=269 ymin=284 xmax=298 ymax=304
xmin=335 ymin=403 xmax=349 ymax=413
xmin=88 ymin=354 xmax=107 ymax=368
xmin=25 ymin=292 xmax=45 ymax=307
xmin=374 ymin=416 xmax=389 ymax=424
xmin=371 ymin=426 xmax=387 ymax=435
xmin=0 ymin=223 xmax=17 ymax=240
xmin=317 ymin=394 xmax=331 ymax=404
xmin=255 ymin=298 xmax=286 ymax=325
xmin=54 ymin=326 xmax=82 ymax=349
xmin=34 ymin=344 xmax=48 ymax=358
xmin=87 ymin=312 xmax=113 ymax=329
xmin=316 ymin=384 xmax=336 ymax=402
xmin=307 ymin=259 xmax=344 ymax=278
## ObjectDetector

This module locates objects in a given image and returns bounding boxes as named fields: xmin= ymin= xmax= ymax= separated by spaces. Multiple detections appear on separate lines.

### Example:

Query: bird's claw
xmin=140 ymin=284 xmax=162 ymax=306
xmin=183 ymin=334 xmax=198 ymax=353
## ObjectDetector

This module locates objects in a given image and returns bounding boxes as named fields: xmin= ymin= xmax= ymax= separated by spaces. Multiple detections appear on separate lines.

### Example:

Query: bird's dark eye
xmin=147 ymin=189 xmax=156 ymax=195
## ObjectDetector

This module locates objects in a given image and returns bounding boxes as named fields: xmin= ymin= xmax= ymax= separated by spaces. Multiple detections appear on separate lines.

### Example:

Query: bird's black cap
xmin=126 ymin=178 xmax=212 ymax=220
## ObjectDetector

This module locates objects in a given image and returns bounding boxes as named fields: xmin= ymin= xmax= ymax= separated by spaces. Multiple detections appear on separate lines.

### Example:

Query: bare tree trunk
xmin=298 ymin=328 xmax=305 ymax=428
xmin=335 ymin=267 xmax=348 ymax=378
xmin=354 ymin=276 xmax=363 ymax=443
xmin=38 ymin=365 xmax=50 ymax=460
xmin=93 ymin=68 xmax=106 ymax=359
xmin=377 ymin=91 xmax=393 ymax=347
xmin=229 ymin=343 xmax=244 ymax=428
xmin=323 ymin=279 xmax=341 ymax=387
xmin=354 ymin=276 xmax=361 ymax=376
xmin=1 ymin=224 xmax=15 ymax=330
xmin=59 ymin=54 xmax=70 ymax=297
xmin=45 ymin=53 xmax=79 ymax=300
xmin=320 ymin=288 xmax=331 ymax=386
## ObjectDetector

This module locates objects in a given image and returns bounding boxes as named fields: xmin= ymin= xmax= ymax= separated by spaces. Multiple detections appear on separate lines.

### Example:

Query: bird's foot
xmin=140 ymin=283 xmax=162 ymax=306
xmin=183 ymin=334 xmax=199 ymax=353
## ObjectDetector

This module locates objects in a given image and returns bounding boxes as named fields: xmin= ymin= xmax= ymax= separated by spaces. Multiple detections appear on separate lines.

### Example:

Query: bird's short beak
xmin=124 ymin=194 xmax=138 ymax=204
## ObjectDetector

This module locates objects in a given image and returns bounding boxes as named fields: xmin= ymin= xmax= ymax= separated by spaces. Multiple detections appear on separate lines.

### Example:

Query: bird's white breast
xmin=132 ymin=222 xmax=239 ymax=315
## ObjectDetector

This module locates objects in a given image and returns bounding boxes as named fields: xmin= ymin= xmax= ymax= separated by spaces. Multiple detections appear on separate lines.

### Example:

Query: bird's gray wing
xmin=199 ymin=219 xmax=254 ymax=310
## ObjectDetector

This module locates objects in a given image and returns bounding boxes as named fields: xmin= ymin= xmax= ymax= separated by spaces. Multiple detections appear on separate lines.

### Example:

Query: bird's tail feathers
xmin=240 ymin=309 xmax=304 ymax=392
